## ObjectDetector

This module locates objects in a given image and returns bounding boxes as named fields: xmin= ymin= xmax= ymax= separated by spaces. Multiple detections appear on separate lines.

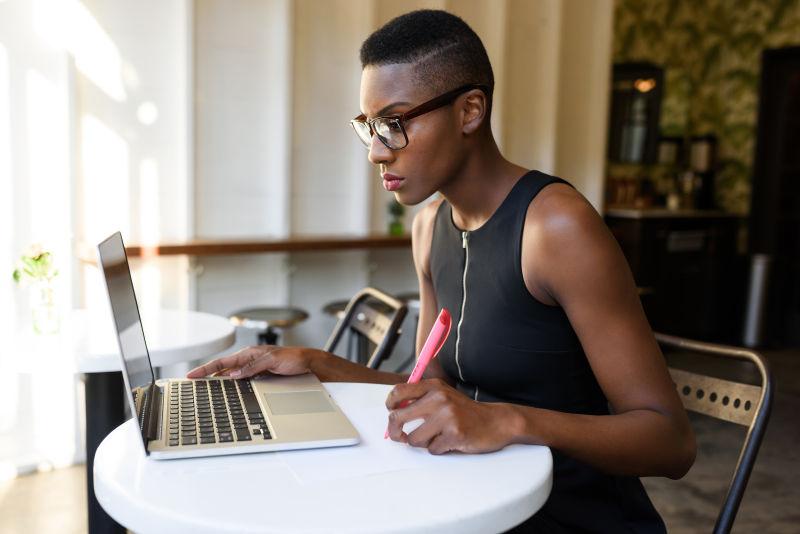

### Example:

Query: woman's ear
xmin=460 ymin=90 xmax=488 ymax=135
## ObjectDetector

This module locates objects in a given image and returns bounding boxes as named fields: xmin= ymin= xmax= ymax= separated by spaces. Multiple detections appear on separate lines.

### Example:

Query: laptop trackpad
xmin=264 ymin=391 xmax=335 ymax=415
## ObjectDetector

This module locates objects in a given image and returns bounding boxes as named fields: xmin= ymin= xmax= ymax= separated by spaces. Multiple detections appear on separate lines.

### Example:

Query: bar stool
xmin=229 ymin=306 xmax=309 ymax=345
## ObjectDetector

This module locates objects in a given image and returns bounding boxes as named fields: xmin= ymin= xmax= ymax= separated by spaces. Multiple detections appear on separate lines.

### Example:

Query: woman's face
xmin=358 ymin=63 xmax=469 ymax=206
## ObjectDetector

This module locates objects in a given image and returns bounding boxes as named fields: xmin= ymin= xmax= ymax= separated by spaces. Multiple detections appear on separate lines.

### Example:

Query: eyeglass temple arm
xmin=400 ymin=84 xmax=489 ymax=122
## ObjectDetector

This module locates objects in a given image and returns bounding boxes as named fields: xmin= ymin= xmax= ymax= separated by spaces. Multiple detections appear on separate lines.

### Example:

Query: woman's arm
xmin=516 ymin=185 xmax=695 ymax=478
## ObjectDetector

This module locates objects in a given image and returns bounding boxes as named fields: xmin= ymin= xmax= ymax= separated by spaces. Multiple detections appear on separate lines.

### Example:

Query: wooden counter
xmin=78 ymin=234 xmax=411 ymax=263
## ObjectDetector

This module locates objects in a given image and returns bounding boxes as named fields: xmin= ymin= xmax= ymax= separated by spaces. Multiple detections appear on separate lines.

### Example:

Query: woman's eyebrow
xmin=366 ymin=101 xmax=411 ymax=118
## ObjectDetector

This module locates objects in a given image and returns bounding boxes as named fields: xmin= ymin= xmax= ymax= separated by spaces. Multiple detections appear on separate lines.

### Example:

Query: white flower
xmin=24 ymin=243 xmax=44 ymax=259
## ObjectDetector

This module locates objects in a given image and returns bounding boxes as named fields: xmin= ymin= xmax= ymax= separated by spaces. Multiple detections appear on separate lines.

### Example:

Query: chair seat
xmin=229 ymin=307 xmax=309 ymax=330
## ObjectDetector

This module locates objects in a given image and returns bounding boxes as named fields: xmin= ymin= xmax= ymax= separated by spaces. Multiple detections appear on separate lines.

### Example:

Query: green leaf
xmin=701 ymin=43 xmax=722 ymax=82
xmin=723 ymin=68 xmax=758 ymax=90
xmin=619 ymin=26 xmax=636 ymax=58
xmin=767 ymin=0 xmax=794 ymax=32
xmin=12 ymin=269 xmax=20 ymax=283
xmin=665 ymin=0 xmax=680 ymax=25
xmin=729 ymin=31 xmax=764 ymax=56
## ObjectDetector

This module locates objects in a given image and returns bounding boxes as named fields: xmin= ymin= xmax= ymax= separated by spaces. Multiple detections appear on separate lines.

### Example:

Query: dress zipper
xmin=455 ymin=231 xmax=469 ymax=383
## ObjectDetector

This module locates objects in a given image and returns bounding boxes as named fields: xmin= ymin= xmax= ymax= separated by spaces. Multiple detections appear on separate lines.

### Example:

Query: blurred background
xmin=0 ymin=0 xmax=798 ymax=532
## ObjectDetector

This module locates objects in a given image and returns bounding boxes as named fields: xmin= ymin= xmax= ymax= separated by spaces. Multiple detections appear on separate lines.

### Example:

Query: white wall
xmin=554 ymin=0 xmax=612 ymax=210
xmin=193 ymin=0 xmax=291 ymax=331
xmin=502 ymin=0 xmax=563 ymax=174
xmin=76 ymin=0 xmax=192 ymax=323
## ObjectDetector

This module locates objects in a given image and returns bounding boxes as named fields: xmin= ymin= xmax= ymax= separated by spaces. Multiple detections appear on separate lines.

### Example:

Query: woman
xmin=188 ymin=10 xmax=695 ymax=533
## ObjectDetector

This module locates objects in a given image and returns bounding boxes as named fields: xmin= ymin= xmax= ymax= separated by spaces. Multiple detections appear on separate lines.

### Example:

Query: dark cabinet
xmin=605 ymin=210 xmax=744 ymax=342
xmin=749 ymin=47 xmax=800 ymax=347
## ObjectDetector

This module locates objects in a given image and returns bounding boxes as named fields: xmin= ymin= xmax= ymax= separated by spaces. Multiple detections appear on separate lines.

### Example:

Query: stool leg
xmin=85 ymin=372 xmax=126 ymax=534
xmin=258 ymin=327 xmax=279 ymax=345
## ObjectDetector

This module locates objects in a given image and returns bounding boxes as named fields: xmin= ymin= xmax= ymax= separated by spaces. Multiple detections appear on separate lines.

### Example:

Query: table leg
xmin=85 ymin=371 xmax=127 ymax=534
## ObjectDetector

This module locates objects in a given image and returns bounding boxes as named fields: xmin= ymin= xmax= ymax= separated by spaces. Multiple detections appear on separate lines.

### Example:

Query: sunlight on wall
xmin=33 ymin=0 xmax=126 ymax=102
xmin=30 ymin=368 xmax=77 ymax=468
xmin=26 ymin=69 xmax=71 ymax=317
xmin=0 ymin=44 xmax=13 ymax=333
xmin=81 ymin=113 xmax=129 ymax=314
xmin=23 ymin=69 xmax=77 ymax=469
xmin=139 ymin=158 xmax=160 ymax=246
xmin=81 ymin=114 xmax=129 ymax=243
xmin=137 ymin=157 xmax=161 ymax=318
xmin=0 ymin=42 xmax=18 ymax=433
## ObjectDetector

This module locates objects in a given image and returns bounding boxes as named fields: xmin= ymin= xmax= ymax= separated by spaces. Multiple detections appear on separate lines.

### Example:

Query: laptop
xmin=97 ymin=231 xmax=360 ymax=460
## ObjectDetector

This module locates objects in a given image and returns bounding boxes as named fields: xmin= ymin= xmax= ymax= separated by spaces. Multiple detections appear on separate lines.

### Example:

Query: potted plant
xmin=387 ymin=199 xmax=406 ymax=236
xmin=12 ymin=244 xmax=60 ymax=334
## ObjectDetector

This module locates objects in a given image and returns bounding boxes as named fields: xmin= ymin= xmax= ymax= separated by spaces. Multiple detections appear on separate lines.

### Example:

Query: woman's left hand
xmin=385 ymin=378 xmax=519 ymax=454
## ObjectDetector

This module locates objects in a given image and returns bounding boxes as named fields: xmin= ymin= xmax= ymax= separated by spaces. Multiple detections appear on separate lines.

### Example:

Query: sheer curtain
xmin=0 ymin=0 xmax=81 ymax=476
xmin=1 ymin=0 xmax=193 ymax=478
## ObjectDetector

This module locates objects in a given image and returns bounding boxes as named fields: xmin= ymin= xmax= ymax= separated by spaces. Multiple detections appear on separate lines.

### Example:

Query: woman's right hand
xmin=186 ymin=345 xmax=323 ymax=380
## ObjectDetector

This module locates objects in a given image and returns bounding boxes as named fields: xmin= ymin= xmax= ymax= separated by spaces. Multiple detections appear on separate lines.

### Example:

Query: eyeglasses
xmin=350 ymin=83 xmax=489 ymax=150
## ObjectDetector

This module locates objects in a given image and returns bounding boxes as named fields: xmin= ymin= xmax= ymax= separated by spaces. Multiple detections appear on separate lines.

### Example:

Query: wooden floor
xmin=1 ymin=349 xmax=798 ymax=533
xmin=0 ymin=465 xmax=87 ymax=534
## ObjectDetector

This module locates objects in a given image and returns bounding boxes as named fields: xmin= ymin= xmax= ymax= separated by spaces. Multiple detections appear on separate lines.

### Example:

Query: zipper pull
xmin=462 ymin=231 xmax=469 ymax=248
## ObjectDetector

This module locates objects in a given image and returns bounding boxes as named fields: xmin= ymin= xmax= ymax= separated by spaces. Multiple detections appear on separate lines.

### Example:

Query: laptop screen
xmin=97 ymin=232 xmax=155 ymax=445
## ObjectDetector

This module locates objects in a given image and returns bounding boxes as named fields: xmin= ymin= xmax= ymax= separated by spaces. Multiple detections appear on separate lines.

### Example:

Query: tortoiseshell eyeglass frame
xmin=350 ymin=83 xmax=489 ymax=150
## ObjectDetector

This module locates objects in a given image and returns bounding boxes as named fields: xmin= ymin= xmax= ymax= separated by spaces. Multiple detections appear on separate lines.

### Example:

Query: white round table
xmin=9 ymin=308 xmax=235 ymax=374
xmin=94 ymin=382 xmax=553 ymax=534
xmin=12 ymin=308 xmax=235 ymax=534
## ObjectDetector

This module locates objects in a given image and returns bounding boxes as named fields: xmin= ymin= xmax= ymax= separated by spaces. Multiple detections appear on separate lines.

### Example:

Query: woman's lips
xmin=382 ymin=173 xmax=405 ymax=192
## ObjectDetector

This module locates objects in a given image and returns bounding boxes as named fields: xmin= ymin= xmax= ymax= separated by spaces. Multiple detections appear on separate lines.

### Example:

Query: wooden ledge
xmin=77 ymin=234 xmax=412 ymax=263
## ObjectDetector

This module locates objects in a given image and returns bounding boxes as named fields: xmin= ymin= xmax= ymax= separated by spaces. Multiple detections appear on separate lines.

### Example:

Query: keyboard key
xmin=182 ymin=437 xmax=197 ymax=445
xmin=169 ymin=439 xmax=179 ymax=446
xmin=218 ymin=432 xmax=233 ymax=442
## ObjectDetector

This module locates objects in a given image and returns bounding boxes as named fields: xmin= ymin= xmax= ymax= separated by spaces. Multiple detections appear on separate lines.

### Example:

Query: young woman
xmin=188 ymin=10 xmax=695 ymax=533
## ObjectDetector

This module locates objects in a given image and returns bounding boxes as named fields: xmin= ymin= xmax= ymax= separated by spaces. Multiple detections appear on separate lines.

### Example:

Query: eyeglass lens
xmin=352 ymin=118 xmax=407 ymax=150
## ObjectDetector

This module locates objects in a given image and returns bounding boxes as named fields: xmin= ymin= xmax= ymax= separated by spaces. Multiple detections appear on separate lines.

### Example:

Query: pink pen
xmin=384 ymin=308 xmax=452 ymax=439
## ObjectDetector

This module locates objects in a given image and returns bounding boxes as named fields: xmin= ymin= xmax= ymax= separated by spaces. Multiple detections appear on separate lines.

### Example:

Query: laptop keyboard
xmin=167 ymin=379 xmax=272 ymax=447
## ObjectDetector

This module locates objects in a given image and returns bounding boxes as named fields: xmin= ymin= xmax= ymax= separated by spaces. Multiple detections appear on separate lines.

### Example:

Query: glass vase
xmin=30 ymin=279 xmax=60 ymax=335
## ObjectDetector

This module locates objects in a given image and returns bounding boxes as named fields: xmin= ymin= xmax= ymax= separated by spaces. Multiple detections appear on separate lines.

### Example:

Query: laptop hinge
xmin=140 ymin=382 xmax=163 ymax=442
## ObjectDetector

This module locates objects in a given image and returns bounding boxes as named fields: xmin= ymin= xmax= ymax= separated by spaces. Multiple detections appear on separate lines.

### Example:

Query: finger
xmin=427 ymin=433 xmax=453 ymax=455
xmin=405 ymin=419 xmax=442 ymax=449
xmin=386 ymin=394 xmax=436 ymax=442
xmin=186 ymin=347 xmax=261 ymax=378
xmin=385 ymin=379 xmax=443 ymax=410
xmin=186 ymin=356 xmax=235 ymax=378
xmin=229 ymin=348 xmax=277 ymax=378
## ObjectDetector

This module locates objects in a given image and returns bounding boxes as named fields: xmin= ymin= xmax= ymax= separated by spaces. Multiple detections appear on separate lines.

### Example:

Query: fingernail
xmin=230 ymin=370 xmax=242 ymax=378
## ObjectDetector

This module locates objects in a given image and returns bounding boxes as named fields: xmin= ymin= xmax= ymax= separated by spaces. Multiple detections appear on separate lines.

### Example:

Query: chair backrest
xmin=323 ymin=287 xmax=408 ymax=370
xmin=655 ymin=332 xmax=774 ymax=534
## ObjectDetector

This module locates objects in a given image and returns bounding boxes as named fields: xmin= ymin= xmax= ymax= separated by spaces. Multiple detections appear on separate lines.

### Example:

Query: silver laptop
xmin=97 ymin=231 xmax=360 ymax=460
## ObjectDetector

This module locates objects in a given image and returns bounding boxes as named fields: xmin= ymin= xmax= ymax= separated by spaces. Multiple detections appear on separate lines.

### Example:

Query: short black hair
xmin=360 ymin=10 xmax=494 ymax=109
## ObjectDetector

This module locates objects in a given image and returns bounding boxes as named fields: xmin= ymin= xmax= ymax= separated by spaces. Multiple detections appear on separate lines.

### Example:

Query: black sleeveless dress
xmin=430 ymin=170 xmax=666 ymax=533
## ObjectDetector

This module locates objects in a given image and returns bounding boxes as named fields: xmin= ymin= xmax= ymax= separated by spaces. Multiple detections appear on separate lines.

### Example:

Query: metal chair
xmin=655 ymin=332 xmax=774 ymax=534
xmin=323 ymin=287 xmax=408 ymax=370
